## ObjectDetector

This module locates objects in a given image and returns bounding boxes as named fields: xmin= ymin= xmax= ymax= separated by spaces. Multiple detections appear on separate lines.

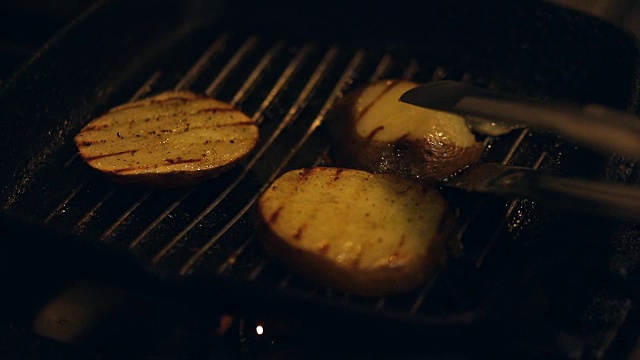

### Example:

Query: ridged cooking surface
xmin=6 ymin=29 xmax=567 ymax=324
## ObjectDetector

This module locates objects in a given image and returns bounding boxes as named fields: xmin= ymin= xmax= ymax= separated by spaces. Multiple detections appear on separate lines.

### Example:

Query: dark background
xmin=0 ymin=1 xmax=96 ymax=83
xmin=3 ymin=0 xmax=640 ymax=84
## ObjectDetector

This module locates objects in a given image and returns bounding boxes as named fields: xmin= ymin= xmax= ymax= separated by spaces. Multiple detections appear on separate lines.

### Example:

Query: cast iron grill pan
xmin=0 ymin=0 xmax=637 ymax=348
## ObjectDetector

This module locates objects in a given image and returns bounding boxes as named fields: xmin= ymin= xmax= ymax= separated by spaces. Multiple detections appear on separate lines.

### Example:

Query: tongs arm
xmin=400 ymin=80 xmax=640 ymax=159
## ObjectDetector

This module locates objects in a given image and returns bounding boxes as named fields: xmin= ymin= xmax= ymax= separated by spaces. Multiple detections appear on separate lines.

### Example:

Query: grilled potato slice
xmin=74 ymin=91 xmax=258 ymax=187
xmin=257 ymin=167 xmax=455 ymax=296
xmin=328 ymin=79 xmax=484 ymax=182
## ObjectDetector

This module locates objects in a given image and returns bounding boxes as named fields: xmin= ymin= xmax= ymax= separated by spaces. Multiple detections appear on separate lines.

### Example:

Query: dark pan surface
xmin=0 ymin=0 xmax=639 ymax=350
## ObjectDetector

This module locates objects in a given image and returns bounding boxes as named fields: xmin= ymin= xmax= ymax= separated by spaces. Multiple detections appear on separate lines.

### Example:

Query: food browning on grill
xmin=257 ymin=167 xmax=455 ymax=296
xmin=74 ymin=91 xmax=259 ymax=187
xmin=328 ymin=79 xmax=484 ymax=182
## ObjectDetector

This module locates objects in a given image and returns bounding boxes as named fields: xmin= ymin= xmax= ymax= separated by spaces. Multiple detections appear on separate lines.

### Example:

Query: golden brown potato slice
xmin=328 ymin=79 xmax=484 ymax=182
xmin=257 ymin=167 xmax=455 ymax=296
xmin=74 ymin=91 xmax=258 ymax=187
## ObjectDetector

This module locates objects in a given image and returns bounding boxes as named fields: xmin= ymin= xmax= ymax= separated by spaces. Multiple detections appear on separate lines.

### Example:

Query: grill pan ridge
xmin=0 ymin=0 xmax=639 ymax=351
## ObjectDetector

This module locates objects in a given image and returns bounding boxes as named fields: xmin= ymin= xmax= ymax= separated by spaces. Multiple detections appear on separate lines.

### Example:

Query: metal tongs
xmin=399 ymin=80 xmax=640 ymax=221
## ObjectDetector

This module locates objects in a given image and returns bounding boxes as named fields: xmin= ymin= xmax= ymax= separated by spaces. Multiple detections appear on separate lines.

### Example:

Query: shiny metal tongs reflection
xmin=442 ymin=163 xmax=640 ymax=221
xmin=400 ymin=80 xmax=640 ymax=159
xmin=400 ymin=81 xmax=640 ymax=220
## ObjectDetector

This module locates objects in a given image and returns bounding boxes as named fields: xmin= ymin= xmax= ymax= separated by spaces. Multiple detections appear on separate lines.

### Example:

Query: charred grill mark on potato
xmin=298 ymin=168 xmax=315 ymax=179
xmin=81 ymin=124 xmax=110 ymax=132
xmin=76 ymin=140 xmax=107 ymax=147
xmin=366 ymin=126 xmax=385 ymax=141
xmin=356 ymin=79 xmax=398 ymax=123
xmin=191 ymin=107 xmax=237 ymax=115
xmin=164 ymin=158 xmax=201 ymax=165
xmin=269 ymin=206 xmax=284 ymax=224
xmin=168 ymin=121 xmax=256 ymax=133
xmin=83 ymin=149 xmax=138 ymax=161
xmin=293 ymin=225 xmax=306 ymax=241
